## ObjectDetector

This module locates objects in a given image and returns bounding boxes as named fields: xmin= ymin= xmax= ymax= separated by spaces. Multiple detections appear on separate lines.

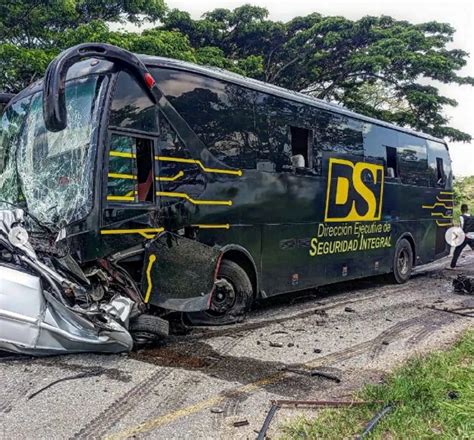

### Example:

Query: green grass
xmin=280 ymin=330 xmax=474 ymax=439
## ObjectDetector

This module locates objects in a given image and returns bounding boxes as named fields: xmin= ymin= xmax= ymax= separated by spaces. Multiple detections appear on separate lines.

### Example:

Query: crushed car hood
xmin=0 ymin=209 xmax=134 ymax=355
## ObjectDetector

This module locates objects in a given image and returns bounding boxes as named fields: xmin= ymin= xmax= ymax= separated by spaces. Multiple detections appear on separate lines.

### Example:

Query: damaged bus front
xmin=0 ymin=44 xmax=226 ymax=355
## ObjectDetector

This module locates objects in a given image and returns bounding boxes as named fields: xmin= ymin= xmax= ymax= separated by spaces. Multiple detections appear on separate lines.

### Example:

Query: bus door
xmin=101 ymin=71 xmax=162 ymax=251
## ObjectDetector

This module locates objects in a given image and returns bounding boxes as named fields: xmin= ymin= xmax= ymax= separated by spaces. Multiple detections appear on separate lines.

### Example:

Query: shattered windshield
xmin=0 ymin=97 xmax=30 ymax=206
xmin=0 ymin=75 xmax=106 ymax=228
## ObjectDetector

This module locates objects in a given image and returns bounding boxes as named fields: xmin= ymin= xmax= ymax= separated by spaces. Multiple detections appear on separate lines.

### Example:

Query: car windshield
xmin=0 ymin=75 xmax=106 ymax=228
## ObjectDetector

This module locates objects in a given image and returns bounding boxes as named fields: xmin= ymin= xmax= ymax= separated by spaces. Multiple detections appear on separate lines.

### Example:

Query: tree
xmin=161 ymin=5 xmax=474 ymax=142
xmin=1 ymin=2 xmax=472 ymax=142
xmin=0 ymin=0 xmax=168 ymax=92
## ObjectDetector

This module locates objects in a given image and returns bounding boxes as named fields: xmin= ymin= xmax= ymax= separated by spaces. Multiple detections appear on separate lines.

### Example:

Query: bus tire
xmin=130 ymin=314 xmax=169 ymax=347
xmin=186 ymin=260 xmax=253 ymax=326
xmin=389 ymin=238 xmax=413 ymax=284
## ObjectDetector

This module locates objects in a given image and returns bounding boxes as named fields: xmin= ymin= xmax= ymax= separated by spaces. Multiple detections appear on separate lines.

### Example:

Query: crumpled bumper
xmin=0 ymin=265 xmax=133 ymax=355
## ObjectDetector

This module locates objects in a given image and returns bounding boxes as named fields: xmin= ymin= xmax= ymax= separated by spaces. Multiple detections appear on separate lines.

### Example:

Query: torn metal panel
xmin=141 ymin=231 xmax=221 ymax=311
xmin=0 ymin=265 xmax=133 ymax=355
xmin=0 ymin=209 xmax=134 ymax=355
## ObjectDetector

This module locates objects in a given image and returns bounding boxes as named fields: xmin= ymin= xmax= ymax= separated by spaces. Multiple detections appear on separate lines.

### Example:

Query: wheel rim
xmin=398 ymin=248 xmax=410 ymax=275
xmin=132 ymin=331 xmax=157 ymax=345
xmin=208 ymin=278 xmax=236 ymax=316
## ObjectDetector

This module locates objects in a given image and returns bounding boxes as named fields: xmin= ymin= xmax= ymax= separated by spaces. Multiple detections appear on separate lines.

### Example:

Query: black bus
xmin=0 ymin=44 xmax=453 ymax=341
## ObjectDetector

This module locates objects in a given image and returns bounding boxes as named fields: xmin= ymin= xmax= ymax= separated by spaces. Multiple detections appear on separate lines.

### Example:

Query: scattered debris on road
xmin=28 ymin=369 xmax=103 ymax=399
xmin=257 ymin=399 xmax=384 ymax=439
xmin=344 ymin=306 xmax=356 ymax=313
xmin=309 ymin=370 xmax=341 ymax=383
xmin=453 ymin=275 xmax=474 ymax=295
xmin=233 ymin=419 xmax=249 ymax=427
xmin=427 ymin=305 xmax=474 ymax=318
xmin=357 ymin=404 xmax=394 ymax=439
xmin=269 ymin=342 xmax=283 ymax=348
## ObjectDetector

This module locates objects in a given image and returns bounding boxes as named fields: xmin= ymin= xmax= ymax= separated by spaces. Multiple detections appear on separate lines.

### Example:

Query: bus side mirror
xmin=43 ymin=43 xmax=159 ymax=132
xmin=387 ymin=167 xmax=395 ymax=178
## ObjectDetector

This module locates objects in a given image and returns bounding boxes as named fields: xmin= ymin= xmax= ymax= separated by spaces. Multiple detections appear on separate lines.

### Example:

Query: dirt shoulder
xmin=1 ymin=252 xmax=473 ymax=439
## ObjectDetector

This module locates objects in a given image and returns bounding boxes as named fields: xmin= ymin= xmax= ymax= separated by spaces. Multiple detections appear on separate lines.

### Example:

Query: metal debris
xmin=344 ymin=306 xmax=356 ymax=313
xmin=309 ymin=370 xmax=341 ymax=383
xmin=269 ymin=342 xmax=283 ymax=348
xmin=28 ymin=369 xmax=103 ymax=399
xmin=453 ymin=275 xmax=474 ymax=295
xmin=210 ymin=407 xmax=224 ymax=414
xmin=356 ymin=404 xmax=393 ymax=439
xmin=257 ymin=399 xmax=384 ymax=439
xmin=256 ymin=402 xmax=279 ymax=440
xmin=428 ymin=305 xmax=474 ymax=318
xmin=233 ymin=419 xmax=249 ymax=427
xmin=284 ymin=367 xmax=341 ymax=382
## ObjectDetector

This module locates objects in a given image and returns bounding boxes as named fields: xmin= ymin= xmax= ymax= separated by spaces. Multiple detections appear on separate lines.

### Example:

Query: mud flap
xmin=141 ymin=232 xmax=221 ymax=312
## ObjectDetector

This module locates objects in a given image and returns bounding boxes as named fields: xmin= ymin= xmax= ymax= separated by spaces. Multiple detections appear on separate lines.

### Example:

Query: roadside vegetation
xmin=280 ymin=330 xmax=474 ymax=439
xmin=454 ymin=176 xmax=474 ymax=220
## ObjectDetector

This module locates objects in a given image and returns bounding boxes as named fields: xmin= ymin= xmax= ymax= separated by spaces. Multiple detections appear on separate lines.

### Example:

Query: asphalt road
xmin=1 ymin=251 xmax=473 ymax=440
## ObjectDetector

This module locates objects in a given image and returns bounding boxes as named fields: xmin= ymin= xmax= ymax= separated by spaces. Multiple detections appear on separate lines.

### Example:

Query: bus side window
xmin=436 ymin=157 xmax=446 ymax=186
xmin=385 ymin=146 xmax=399 ymax=178
xmin=107 ymin=133 xmax=154 ymax=203
xmin=290 ymin=126 xmax=312 ymax=169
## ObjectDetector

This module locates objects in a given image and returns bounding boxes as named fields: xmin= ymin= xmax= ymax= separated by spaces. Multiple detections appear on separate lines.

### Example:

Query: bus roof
xmin=140 ymin=54 xmax=447 ymax=145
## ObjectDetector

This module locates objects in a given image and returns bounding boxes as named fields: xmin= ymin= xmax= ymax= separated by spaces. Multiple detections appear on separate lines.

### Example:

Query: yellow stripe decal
xmin=157 ymin=191 xmax=232 ymax=206
xmin=436 ymin=196 xmax=453 ymax=202
xmin=191 ymin=224 xmax=230 ymax=229
xmin=422 ymin=202 xmax=453 ymax=210
xmin=100 ymin=227 xmax=164 ymax=239
xmin=436 ymin=221 xmax=453 ymax=227
xmin=156 ymin=170 xmax=184 ymax=181
xmin=108 ymin=173 xmax=137 ymax=180
xmin=110 ymin=151 xmax=136 ymax=159
xmin=144 ymin=254 xmax=157 ymax=303
xmin=156 ymin=156 xmax=243 ymax=176
xmin=431 ymin=212 xmax=453 ymax=219
xmin=107 ymin=195 xmax=135 ymax=202
xmin=440 ymin=191 xmax=454 ymax=195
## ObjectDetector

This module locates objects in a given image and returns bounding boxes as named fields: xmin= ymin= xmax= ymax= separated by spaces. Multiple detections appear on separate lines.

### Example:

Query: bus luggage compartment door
xmin=141 ymin=232 xmax=221 ymax=312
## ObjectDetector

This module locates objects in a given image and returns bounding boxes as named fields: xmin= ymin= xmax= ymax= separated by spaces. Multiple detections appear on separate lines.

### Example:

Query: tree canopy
xmin=1 ymin=1 xmax=472 ymax=141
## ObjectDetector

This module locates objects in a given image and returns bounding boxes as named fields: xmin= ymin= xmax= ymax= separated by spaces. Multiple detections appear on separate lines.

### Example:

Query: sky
xmin=128 ymin=0 xmax=474 ymax=176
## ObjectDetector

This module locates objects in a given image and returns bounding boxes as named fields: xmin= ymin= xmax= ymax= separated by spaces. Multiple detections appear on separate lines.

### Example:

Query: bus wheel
xmin=186 ymin=260 xmax=253 ymax=326
xmin=390 ymin=238 xmax=413 ymax=284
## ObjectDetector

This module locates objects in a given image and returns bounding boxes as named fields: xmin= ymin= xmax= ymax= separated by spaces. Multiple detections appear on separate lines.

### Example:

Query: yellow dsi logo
xmin=324 ymin=158 xmax=384 ymax=222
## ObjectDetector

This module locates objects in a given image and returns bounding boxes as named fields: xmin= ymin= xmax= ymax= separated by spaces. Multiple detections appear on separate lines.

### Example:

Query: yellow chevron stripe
xmin=157 ymin=191 xmax=232 ymax=206
xmin=431 ymin=212 xmax=453 ymax=219
xmin=436 ymin=196 xmax=453 ymax=202
xmin=110 ymin=151 xmax=136 ymax=159
xmin=422 ymin=202 xmax=453 ymax=210
xmin=107 ymin=195 xmax=135 ymax=202
xmin=156 ymin=156 xmax=242 ymax=176
xmin=156 ymin=170 xmax=184 ymax=181
xmin=191 ymin=224 xmax=230 ymax=229
xmin=100 ymin=227 xmax=165 ymax=239
xmin=108 ymin=173 xmax=137 ymax=180
xmin=436 ymin=221 xmax=453 ymax=227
